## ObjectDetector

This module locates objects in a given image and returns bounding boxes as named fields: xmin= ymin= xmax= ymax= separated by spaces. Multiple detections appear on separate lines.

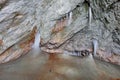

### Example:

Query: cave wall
xmin=0 ymin=0 xmax=120 ymax=64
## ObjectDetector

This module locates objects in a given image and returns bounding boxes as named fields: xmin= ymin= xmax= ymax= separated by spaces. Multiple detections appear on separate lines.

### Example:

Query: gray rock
xmin=0 ymin=0 xmax=120 ymax=63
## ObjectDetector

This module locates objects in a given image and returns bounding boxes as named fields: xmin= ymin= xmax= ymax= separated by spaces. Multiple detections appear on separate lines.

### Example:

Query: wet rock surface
xmin=0 ymin=0 xmax=120 ymax=65
xmin=0 ymin=52 xmax=120 ymax=80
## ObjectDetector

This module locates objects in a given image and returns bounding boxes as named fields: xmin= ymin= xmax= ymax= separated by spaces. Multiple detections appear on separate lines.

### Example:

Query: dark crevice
xmin=104 ymin=17 xmax=110 ymax=24
xmin=84 ymin=0 xmax=90 ymax=6
xmin=0 ymin=0 xmax=8 ymax=10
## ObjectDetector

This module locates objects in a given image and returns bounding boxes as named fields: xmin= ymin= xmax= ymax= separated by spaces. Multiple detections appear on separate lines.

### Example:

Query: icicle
xmin=32 ymin=30 xmax=41 ymax=49
xmin=89 ymin=7 xmax=92 ymax=28
xmin=67 ymin=12 xmax=73 ymax=26
xmin=92 ymin=39 xmax=98 ymax=57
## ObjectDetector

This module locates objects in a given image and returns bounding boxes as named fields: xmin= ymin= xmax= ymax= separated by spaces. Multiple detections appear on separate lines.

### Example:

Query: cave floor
xmin=0 ymin=51 xmax=120 ymax=80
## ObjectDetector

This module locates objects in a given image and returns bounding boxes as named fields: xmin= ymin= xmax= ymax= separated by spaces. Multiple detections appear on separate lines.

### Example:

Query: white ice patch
xmin=92 ymin=39 xmax=98 ymax=57
xmin=89 ymin=7 xmax=92 ymax=28
xmin=32 ymin=30 xmax=41 ymax=49
xmin=67 ymin=12 xmax=73 ymax=26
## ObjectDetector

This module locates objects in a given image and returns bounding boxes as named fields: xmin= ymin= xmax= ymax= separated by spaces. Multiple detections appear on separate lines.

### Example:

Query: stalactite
xmin=32 ymin=28 xmax=41 ymax=49
xmin=88 ymin=6 xmax=92 ymax=29
xmin=67 ymin=12 xmax=73 ymax=26
xmin=92 ymin=38 xmax=98 ymax=57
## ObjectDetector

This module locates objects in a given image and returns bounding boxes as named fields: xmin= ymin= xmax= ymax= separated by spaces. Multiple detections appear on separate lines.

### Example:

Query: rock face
xmin=0 ymin=0 xmax=120 ymax=64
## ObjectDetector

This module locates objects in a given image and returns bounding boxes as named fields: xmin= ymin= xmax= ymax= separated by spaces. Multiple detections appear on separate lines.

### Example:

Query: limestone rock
xmin=0 ymin=0 xmax=120 ymax=65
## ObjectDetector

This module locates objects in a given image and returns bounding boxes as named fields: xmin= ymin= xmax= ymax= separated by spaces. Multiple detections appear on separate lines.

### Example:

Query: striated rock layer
xmin=0 ymin=0 xmax=120 ymax=65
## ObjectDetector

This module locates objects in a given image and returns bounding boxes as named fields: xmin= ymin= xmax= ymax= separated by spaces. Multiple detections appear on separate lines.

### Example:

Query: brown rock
xmin=0 ymin=27 xmax=36 ymax=63
xmin=0 ymin=39 xmax=3 ymax=45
